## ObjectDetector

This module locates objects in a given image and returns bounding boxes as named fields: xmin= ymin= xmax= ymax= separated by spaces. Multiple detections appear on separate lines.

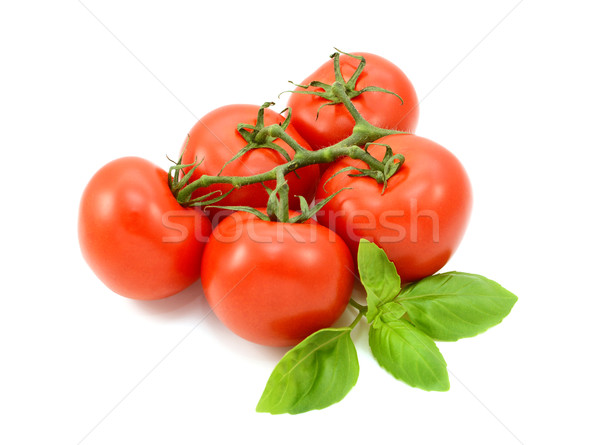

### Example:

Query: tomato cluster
xmin=78 ymin=51 xmax=472 ymax=347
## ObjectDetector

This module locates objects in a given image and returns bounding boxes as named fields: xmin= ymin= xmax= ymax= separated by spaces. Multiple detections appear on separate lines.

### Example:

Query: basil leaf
xmin=398 ymin=272 xmax=518 ymax=341
xmin=378 ymin=301 xmax=407 ymax=321
xmin=369 ymin=308 xmax=450 ymax=391
xmin=357 ymin=240 xmax=402 ymax=322
xmin=256 ymin=327 xmax=359 ymax=414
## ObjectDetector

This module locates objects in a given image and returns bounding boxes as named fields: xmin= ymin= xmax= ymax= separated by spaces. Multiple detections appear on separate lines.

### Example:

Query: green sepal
xmin=266 ymin=175 xmax=290 ymax=223
xmin=288 ymin=187 xmax=351 ymax=224
xmin=185 ymin=189 xmax=234 ymax=208
xmin=356 ymin=85 xmax=404 ymax=104
xmin=297 ymin=195 xmax=310 ymax=215
xmin=280 ymin=49 xmax=404 ymax=114
xmin=278 ymin=107 xmax=292 ymax=131
xmin=362 ymin=142 xmax=405 ymax=193
xmin=217 ymin=142 xmax=292 ymax=177
xmin=321 ymin=166 xmax=363 ymax=191
xmin=204 ymin=205 xmax=270 ymax=221
xmin=167 ymin=148 xmax=203 ymax=196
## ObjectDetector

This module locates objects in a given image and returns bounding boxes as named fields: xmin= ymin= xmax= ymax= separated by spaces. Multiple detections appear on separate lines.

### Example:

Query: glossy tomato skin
xmin=78 ymin=157 xmax=212 ymax=300
xmin=200 ymin=211 xmax=355 ymax=347
xmin=316 ymin=134 xmax=472 ymax=283
xmin=288 ymin=52 xmax=419 ymax=150
xmin=181 ymin=104 xmax=320 ymax=218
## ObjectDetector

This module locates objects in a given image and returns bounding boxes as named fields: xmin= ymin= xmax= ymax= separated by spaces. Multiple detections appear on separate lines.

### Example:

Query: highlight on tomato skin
xmin=78 ymin=156 xmax=212 ymax=300
xmin=316 ymin=134 xmax=473 ymax=283
xmin=200 ymin=210 xmax=356 ymax=347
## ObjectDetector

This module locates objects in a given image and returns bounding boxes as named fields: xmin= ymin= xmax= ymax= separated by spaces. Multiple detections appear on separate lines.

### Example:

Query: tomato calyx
xmin=324 ymin=143 xmax=405 ymax=194
xmin=265 ymin=169 xmax=291 ymax=222
xmin=167 ymin=151 xmax=232 ymax=207
xmin=281 ymin=49 xmax=404 ymax=120
xmin=217 ymin=102 xmax=298 ymax=176
xmin=207 ymin=168 xmax=349 ymax=224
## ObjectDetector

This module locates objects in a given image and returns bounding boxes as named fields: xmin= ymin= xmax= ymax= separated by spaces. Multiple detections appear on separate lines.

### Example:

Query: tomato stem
xmin=266 ymin=169 xmax=290 ymax=222
xmin=173 ymin=54 xmax=410 ymax=208
xmin=175 ymin=142 xmax=391 ymax=206
xmin=331 ymin=81 xmax=367 ymax=125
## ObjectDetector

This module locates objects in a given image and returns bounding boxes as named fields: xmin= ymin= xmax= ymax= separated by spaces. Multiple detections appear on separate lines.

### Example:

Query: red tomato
xmin=78 ymin=157 xmax=211 ymax=300
xmin=200 ymin=210 xmax=355 ymax=346
xmin=181 ymin=104 xmax=320 ymax=218
xmin=316 ymin=134 xmax=472 ymax=283
xmin=287 ymin=52 xmax=419 ymax=150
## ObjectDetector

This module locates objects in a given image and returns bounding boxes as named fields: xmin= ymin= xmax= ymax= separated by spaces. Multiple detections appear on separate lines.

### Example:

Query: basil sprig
xmin=256 ymin=239 xmax=517 ymax=414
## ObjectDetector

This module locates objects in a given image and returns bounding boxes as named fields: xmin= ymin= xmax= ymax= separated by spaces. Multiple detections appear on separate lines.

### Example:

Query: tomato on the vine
xmin=181 ymin=104 xmax=320 ymax=218
xmin=287 ymin=52 xmax=419 ymax=150
xmin=200 ymin=210 xmax=355 ymax=347
xmin=78 ymin=157 xmax=211 ymax=300
xmin=316 ymin=134 xmax=472 ymax=283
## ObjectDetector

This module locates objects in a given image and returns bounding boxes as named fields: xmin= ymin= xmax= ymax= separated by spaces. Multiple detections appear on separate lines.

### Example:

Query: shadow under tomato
xmin=207 ymin=315 xmax=291 ymax=363
xmin=129 ymin=278 xmax=208 ymax=320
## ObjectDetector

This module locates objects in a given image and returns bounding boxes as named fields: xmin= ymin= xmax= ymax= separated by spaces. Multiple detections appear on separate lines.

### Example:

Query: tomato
xmin=316 ymin=134 xmax=472 ymax=283
xmin=181 ymin=104 xmax=320 ymax=219
xmin=78 ymin=157 xmax=211 ymax=300
xmin=200 ymin=210 xmax=355 ymax=347
xmin=287 ymin=52 xmax=419 ymax=150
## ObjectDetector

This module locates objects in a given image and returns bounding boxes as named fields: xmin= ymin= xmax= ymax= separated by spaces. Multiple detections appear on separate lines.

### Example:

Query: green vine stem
xmin=175 ymin=54 xmax=407 ymax=208
xmin=177 ymin=141 xmax=388 ymax=205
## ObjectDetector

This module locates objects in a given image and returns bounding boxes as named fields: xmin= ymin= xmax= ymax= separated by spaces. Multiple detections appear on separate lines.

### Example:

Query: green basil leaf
xmin=256 ymin=327 xmax=359 ymax=414
xmin=369 ymin=310 xmax=450 ymax=391
xmin=357 ymin=239 xmax=402 ymax=322
xmin=398 ymin=272 xmax=518 ymax=342
xmin=378 ymin=301 xmax=407 ymax=322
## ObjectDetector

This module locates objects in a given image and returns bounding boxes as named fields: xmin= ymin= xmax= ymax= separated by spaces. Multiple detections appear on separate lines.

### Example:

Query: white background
xmin=1 ymin=1 xmax=599 ymax=444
